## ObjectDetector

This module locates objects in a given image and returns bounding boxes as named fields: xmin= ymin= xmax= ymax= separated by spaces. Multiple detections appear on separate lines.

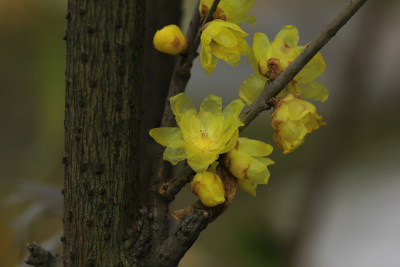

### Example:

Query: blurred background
xmin=1 ymin=0 xmax=399 ymax=266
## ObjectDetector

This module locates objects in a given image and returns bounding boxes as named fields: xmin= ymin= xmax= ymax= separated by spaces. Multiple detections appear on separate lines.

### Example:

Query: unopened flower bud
xmin=191 ymin=171 xmax=225 ymax=207
xmin=153 ymin=25 xmax=188 ymax=55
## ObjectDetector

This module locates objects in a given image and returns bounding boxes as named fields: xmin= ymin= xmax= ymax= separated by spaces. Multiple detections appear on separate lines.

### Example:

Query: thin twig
xmin=239 ymin=0 xmax=369 ymax=128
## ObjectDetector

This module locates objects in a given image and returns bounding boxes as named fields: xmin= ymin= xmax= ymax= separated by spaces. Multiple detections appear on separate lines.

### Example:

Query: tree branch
xmin=25 ymin=242 xmax=62 ymax=267
xmin=148 ymin=0 xmax=221 ymax=247
xmin=239 ymin=0 xmax=368 ymax=128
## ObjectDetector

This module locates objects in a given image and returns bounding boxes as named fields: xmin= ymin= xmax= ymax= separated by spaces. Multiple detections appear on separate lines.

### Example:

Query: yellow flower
xmin=149 ymin=93 xmax=245 ymax=172
xmin=191 ymin=171 xmax=225 ymax=207
xmin=225 ymin=138 xmax=274 ymax=196
xmin=200 ymin=20 xmax=251 ymax=74
xmin=153 ymin=25 xmax=188 ymax=55
xmin=271 ymin=93 xmax=325 ymax=154
xmin=239 ymin=26 xmax=328 ymax=105
xmin=200 ymin=0 xmax=256 ymax=25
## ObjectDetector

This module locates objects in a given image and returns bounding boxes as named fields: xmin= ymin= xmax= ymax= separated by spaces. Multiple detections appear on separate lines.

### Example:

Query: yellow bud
xmin=153 ymin=25 xmax=188 ymax=55
xmin=271 ymin=94 xmax=325 ymax=154
xmin=191 ymin=171 xmax=225 ymax=207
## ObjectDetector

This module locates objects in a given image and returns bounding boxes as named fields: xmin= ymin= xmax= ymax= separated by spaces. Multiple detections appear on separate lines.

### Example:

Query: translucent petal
xmin=247 ymin=49 xmax=258 ymax=72
xmin=200 ymin=47 xmax=218 ymax=74
xmin=200 ymin=94 xmax=222 ymax=115
xmin=295 ymin=49 xmax=326 ymax=83
xmin=225 ymin=54 xmax=241 ymax=66
xmin=301 ymin=112 xmax=324 ymax=133
xmin=170 ymin=93 xmax=196 ymax=126
xmin=238 ymin=38 xmax=251 ymax=56
xmin=221 ymin=0 xmax=254 ymax=20
xmin=212 ymin=19 xmax=248 ymax=37
xmin=149 ymin=127 xmax=182 ymax=147
xmin=239 ymin=72 xmax=268 ymax=105
xmin=163 ymin=143 xmax=187 ymax=165
xmin=267 ymin=39 xmax=299 ymax=70
xmin=213 ymin=27 xmax=238 ymax=47
xmin=238 ymin=179 xmax=257 ymax=196
xmin=297 ymin=81 xmax=329 ymax=102
xmin=247 ymin=159 xmax=270 ymax=184
xmin=277 ymin=120 xmax=307 ymax=154
xmin=252 ymin=32 xmax=270 ymax=64
xmin=273 ymin=25 xmax=299 ymax=47
xmin=223 ymin=99 xmax=245 ymax=127
xmin=221 ymin=129 xmax=239 ymax=154
xmin=187 ymin=150 xmax=219 ymax=172
xmin=238 ymin=137 xmax=273 ymax=156
xmin=232 ymin=15 xmax=257 ymax=26
xmin=254 ymin=157 xmax=275 ymax=168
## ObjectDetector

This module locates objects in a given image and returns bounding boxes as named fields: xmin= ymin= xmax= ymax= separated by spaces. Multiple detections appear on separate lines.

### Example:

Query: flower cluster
xmin=239 ymin=26 xmax=328 ymax=105
xmin=151 ymin=0 xmax=330 ymax=208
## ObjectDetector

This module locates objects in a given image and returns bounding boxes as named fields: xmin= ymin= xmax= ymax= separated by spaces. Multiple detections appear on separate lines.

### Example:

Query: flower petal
xmin=239 ymin=72 xmax=268 ymax=105
xmin=295 ymin=49 xmax=326 ymax=83
xmin=200 ymin=94 xmax=222 ymax=115
xmin=238 ymin=137 xmax=273 ymax=156
xmin=187 ymin=150 xmax=219 ymax=172
xmin=238 ymin=179 xmax=257 ymax=196
xmin=200 ymin=46 xmax=218 ymax=74
xmin=149 ymin=127 xmax=182 ymax=147
xmin=170 ymin=93 xmax=196 ymax=126
xmin=163 ymin=143 xmax=187 ymax=165
xmin=273 ymin=25 xmax=299 ymax=47
xmin=223 ymin=99 xmax=245 ymax=127
xmin=252 ymin=32 xmax=270 ymax=64
xmin=297 ymin=81 xmax=329 ymax=102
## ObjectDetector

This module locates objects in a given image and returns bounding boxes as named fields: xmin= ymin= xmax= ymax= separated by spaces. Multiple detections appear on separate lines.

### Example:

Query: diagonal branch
xmin=239 ymin=0 xmax=369 ymax=128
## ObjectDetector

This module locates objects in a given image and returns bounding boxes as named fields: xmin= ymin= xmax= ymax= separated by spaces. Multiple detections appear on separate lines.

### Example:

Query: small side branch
xmin=148 ymin=207 xmax=212 ymax=267
xmin=25 ymin=242 xmax=62 ymax=267
xmin=239 ymin=0 xmax=368 ymax=128
xmin=159 ymin=164 xmax=195 ymax=201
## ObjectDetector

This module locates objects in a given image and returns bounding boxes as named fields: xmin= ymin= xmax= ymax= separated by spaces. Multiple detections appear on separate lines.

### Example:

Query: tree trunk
xmin=63 ymin=0 xmax=145 ymax=266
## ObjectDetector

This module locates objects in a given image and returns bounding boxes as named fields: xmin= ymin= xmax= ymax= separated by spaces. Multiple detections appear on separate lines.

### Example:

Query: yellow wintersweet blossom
xmin=271 ymin=94 xmax=325 ymax=154
xmin=200 ymin=0 xmax=256 ymax=25
xmin=200 ymin=19 xmax=251 ymax=74
xmin=149 ymin=93 xmax=245 ymax=172
xmin=153 ymin=25 xmax=188 ymax=55
xmin=225 ymin=138 xmax=274 ymax=196
xmin=191 ymin=171 xmax=225 ymax=207
xmin=239 ymin=26 xmax=328 ymax=105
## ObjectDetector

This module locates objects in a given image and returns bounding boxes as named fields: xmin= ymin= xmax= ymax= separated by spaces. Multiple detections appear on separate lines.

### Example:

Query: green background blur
xmin=1 ymin=0 xmax=400 ymax=266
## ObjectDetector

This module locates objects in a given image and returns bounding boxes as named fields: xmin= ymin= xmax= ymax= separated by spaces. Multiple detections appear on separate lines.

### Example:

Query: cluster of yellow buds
xmin=151 ymin=0 xmax=331 ymax=208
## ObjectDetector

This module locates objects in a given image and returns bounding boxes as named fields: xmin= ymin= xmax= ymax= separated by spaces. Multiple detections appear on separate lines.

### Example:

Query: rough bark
xmin=63 ymin=1 xmax=145 ymax=266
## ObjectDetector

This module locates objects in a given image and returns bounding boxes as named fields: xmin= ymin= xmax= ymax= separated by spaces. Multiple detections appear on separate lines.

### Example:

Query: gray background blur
xmin=1 ymin=0 xmax=399 ymax=266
